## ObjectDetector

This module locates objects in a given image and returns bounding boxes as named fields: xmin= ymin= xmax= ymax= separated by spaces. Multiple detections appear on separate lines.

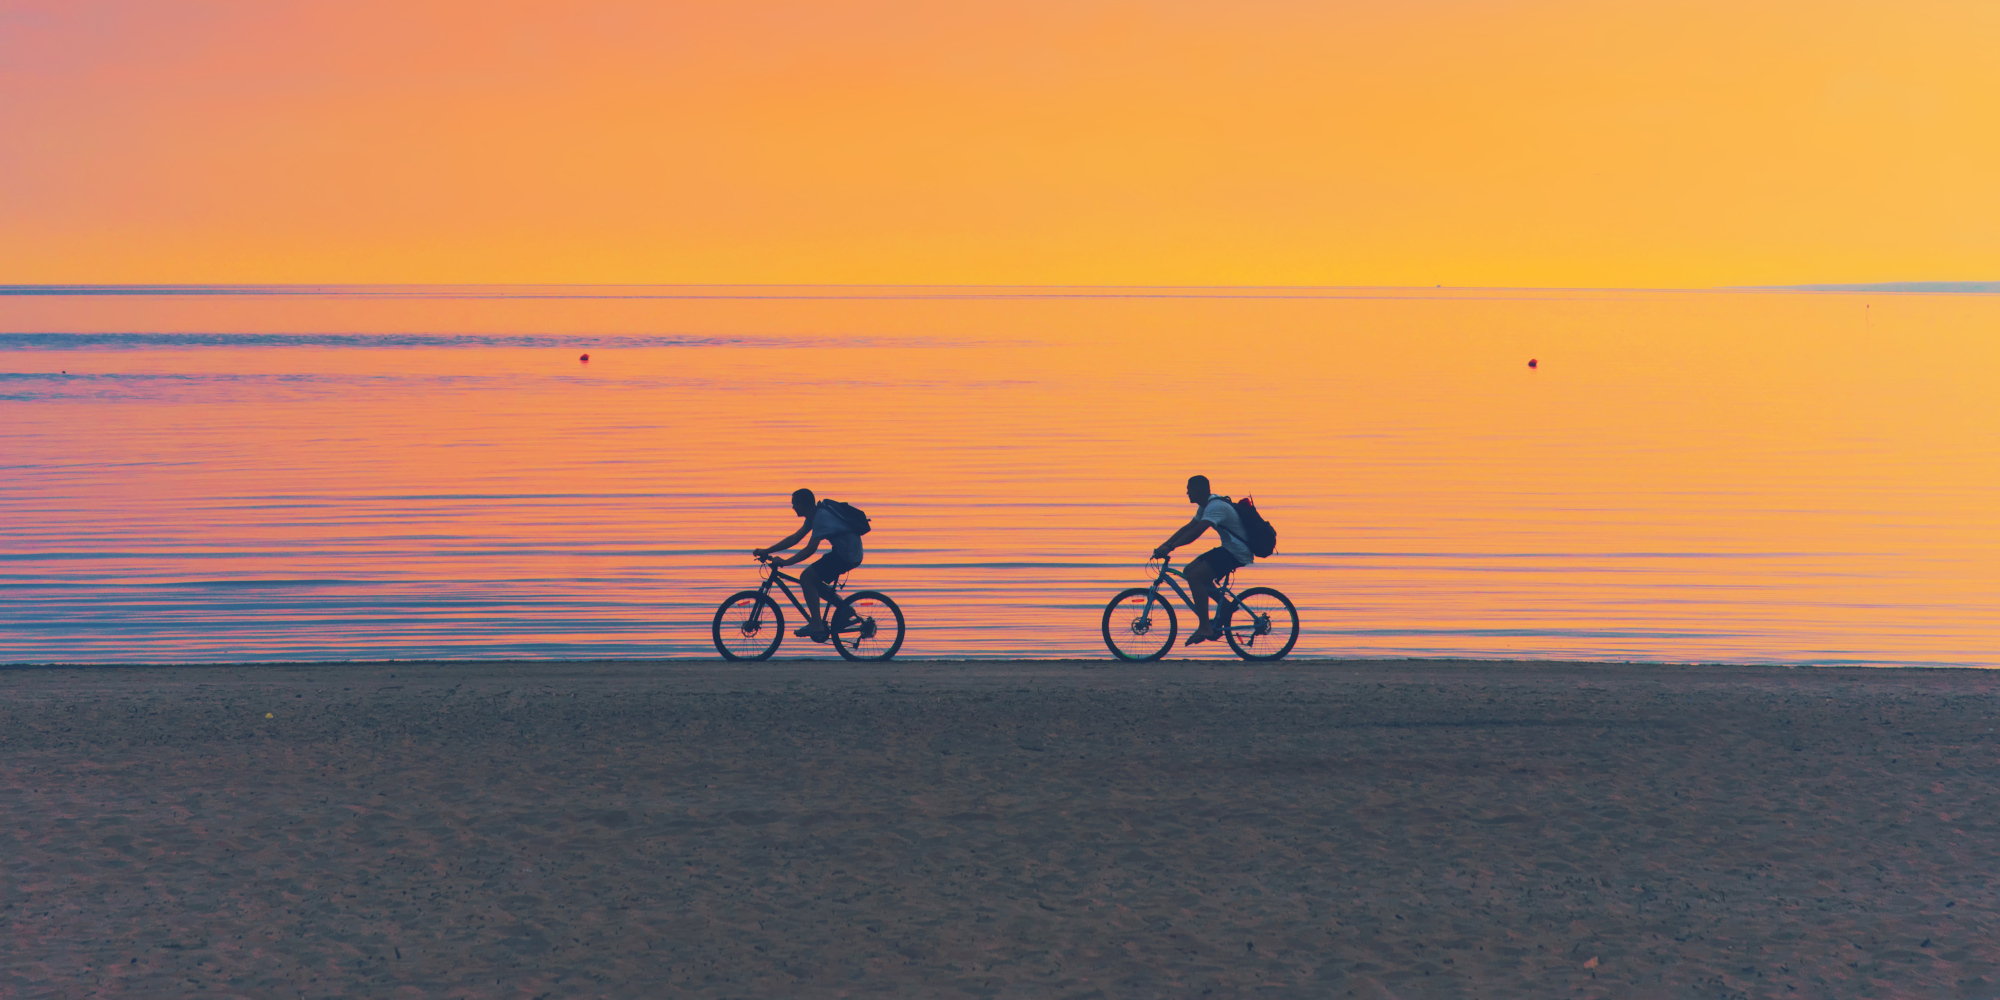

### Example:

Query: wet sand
xmin=3 ymin=658 xmax=1997 ymax=999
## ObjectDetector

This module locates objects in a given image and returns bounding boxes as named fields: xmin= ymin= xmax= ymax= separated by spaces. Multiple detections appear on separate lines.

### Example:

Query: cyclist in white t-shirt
xmin=1151 ymin=474 xmax=1255 ymax=646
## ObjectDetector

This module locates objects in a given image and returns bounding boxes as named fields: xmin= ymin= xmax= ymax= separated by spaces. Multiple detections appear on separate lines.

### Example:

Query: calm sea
xmin=2 ymin=286 xmax=1994 ymax=665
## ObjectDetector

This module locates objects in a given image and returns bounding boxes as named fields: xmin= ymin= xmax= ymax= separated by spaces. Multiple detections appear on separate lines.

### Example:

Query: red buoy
xmin=1527 ymin=358 xmax=1538 ymax=368
xmin=580 ymin=354 xmax=590 ymax=362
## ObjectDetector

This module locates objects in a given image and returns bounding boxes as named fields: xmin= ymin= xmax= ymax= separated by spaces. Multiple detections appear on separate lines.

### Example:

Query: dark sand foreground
xmin=3 ymin=659 xmax=1997 ymax=999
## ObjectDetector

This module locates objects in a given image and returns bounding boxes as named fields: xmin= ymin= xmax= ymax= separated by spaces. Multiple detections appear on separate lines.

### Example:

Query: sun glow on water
xmin=1 ymin=286 xmax=1995 ymax=665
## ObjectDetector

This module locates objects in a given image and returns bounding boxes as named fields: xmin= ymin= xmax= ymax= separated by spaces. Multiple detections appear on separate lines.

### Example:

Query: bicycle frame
xmin=748 ymin=559 xmax=832 ymax=626
xmin=1139 ymin=558 xmax=1243 ymax=622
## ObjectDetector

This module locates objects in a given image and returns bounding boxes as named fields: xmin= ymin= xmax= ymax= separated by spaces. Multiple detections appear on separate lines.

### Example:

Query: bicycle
xmin=711 ymin=555 xmax=907 ymax=662
xmin=1100 ymin=556 xmax=1299 ymax=662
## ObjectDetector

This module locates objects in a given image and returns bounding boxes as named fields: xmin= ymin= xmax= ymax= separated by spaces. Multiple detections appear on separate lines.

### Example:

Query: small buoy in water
xmin=265 ymin=712 xmax=273 ymax=718
xmin=580 ymin=353 xmax=590 ymax=362
xmin=1527 ymin=358 xmax=1538 ymax=368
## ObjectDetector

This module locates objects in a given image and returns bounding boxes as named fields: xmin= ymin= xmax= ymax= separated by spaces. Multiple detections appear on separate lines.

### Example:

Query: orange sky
xmin=2 ymin=0 xmax=1996 ymax=285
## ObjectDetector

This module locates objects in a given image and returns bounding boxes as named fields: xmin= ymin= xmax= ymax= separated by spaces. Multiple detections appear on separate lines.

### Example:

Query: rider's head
xmin=1186 ymin=475 xmax=1212 ymax=505
xmin=791 ymin=488 xmax=816 ymax=517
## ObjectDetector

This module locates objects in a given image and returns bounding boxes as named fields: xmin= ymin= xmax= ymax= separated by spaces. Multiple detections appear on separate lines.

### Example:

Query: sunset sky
xmin=3 ymin=0 xmax=1996 ymax=285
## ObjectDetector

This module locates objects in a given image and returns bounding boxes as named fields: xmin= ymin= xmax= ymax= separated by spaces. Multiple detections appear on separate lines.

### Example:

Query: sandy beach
xmin=3 ymin=658 xmax=1996 ymax=998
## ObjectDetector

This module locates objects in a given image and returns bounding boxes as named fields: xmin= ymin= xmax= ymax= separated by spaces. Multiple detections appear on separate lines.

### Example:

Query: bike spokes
xmin=1223 ymin=587 xmax=1299 ymax=661
xmin=1102 ymin=587 xmax=1177 ymax=661
xmin=832 ymin=591 xmax=906 ymax=661
xmin=712 ymin=591 xmax=784 ymax=661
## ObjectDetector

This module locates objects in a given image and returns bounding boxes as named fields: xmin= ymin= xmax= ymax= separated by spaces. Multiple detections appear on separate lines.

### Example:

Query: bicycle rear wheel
xmin=712 ymin=591 xmax=783 ymax=661
xmin=1102 ymin=587 xmax=1177 ymax=661
xmin=832 ymin=591 xmax=906 ymax=661
xmin=1224 ymin=587 xmax=1299 ymax=661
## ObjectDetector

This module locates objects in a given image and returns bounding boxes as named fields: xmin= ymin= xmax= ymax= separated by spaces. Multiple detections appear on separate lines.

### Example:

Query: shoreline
xmin=4 ymin=655 xmax=1990 ymax=671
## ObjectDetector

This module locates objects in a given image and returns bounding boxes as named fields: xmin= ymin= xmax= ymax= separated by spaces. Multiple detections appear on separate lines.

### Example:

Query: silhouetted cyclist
xmin=1151 ymin=474 xmax=1256 ymax=646
xmin=754 ymin=488 xmax=864 ymax=642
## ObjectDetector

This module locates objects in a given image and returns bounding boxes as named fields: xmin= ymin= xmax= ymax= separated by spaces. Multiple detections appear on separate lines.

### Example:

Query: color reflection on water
xmin=2 ymin=287 xmax=1994 ymax=665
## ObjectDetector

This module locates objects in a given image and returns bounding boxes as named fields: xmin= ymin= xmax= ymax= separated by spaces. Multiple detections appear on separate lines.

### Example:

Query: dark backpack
xmin=1231 ymin=496 xmax=1277 ymax=557
xmin=819 ymin=499 xmax=872 ymax=536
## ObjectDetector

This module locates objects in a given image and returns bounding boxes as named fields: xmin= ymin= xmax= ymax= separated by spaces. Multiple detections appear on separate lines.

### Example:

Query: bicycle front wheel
xmin=712 ymin=591 xmax=783 ymax=661
xmin=832 ymin=591 xmax=906 ymax=661
xmin=1224 ymin=587 xmax=1299 ymax=661
xmin=1102 ymin=587 xmax=1177 ymax=662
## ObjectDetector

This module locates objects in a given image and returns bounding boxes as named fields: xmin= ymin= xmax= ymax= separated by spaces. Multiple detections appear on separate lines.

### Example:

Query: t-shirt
xmin=1200 ymin=496 xmax=1255 ymax=566
xmin=810 ymin=504 xmax=865 ymax=563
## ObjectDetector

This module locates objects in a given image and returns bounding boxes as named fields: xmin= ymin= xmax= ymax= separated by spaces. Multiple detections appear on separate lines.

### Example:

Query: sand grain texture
xmin=3 ymin=659 xmax=1998 ymax=998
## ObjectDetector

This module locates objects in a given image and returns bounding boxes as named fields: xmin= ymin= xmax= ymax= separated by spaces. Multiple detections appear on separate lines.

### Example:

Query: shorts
xmin=1190 ymin=547 xmax=1243 ymax=581
xmin=809 ymin=551 xmax=861 ymax=581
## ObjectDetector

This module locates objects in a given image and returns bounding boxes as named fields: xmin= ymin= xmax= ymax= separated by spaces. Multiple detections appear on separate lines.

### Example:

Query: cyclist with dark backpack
xmin=1150 ymin=475 xmax=1277 ymax=646
xmin=754 ymin=488 xmax=871 ymax=642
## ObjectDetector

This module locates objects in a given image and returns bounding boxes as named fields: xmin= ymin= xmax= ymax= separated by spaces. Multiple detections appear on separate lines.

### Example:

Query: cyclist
xmin=754 ymin=488 xmax=863 ymax=642
xmin=1151 ymin=474 xmax=1255 ymax=646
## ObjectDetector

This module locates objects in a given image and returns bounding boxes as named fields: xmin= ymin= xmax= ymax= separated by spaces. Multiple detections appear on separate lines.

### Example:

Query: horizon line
xmin=2 ymin=281 xmax=1996 ymax=299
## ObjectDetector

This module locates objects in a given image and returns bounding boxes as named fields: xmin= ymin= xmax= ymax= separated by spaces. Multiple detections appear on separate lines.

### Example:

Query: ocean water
xmin=2 ymin=285 xmax=1994 ymax=665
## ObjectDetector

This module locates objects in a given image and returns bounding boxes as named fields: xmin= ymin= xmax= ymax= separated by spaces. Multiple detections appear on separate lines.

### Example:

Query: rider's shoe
xmin=795 ymin=621 xmax=830 ymax=642
xmin=1184 ymin=627 xmax=1217 ymax=646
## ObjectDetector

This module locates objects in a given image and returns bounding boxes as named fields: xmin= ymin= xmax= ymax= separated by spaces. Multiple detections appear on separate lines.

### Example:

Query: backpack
xmin=1229 ymin=496 xmax=1278 ymax=558
xmin=818 ymin=498 xmax=873 ymax=536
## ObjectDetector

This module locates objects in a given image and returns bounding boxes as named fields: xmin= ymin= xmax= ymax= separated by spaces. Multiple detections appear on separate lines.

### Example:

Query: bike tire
xmin=712 ymin=591 xmax=784 ymax=661
xmin=831 ymin=591 xmax=906 ymax=662
xmin=1102 ymin=587 xmax=1178 ymax=662
xmin=1224 ymin=586 xmax=1299 ymax=661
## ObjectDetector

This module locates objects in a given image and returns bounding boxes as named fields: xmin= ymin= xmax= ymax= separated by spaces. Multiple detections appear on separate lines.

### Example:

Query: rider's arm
xmin=1152 ymin=516 xmax=1213 ymax=558
xmin=773 ymin=533 xmax=822 ymax=567
xmin=754 ymin=522 xmax=811 ymax=559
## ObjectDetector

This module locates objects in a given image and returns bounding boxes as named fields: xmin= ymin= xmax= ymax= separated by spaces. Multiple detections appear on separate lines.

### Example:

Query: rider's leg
xmin=794 ymin=565 xmax=835 ymax=639
xmin=798 ymin=552 xmax=853 ymax=639
xmin=815 ymin=573 xmax=844 ymax=618
xmin=1187 ymin=554 xmax=1219 ymax=636
xmin=800 ymin=564 xmax=825 ymax=624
